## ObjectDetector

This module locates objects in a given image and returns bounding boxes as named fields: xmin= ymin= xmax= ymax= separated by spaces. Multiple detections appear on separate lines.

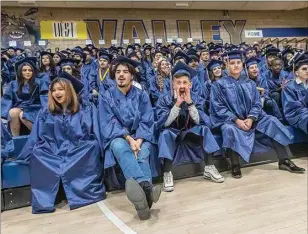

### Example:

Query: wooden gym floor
xmin=2 ymin=157 xmax=307 ymax=234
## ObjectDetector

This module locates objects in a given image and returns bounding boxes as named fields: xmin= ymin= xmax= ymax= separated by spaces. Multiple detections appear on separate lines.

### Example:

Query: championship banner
xmin=40 ymin=21 xmax=87 ymax=39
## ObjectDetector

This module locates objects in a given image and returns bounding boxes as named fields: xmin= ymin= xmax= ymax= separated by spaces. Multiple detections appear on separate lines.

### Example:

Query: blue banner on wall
xmin=257 ymin=28 xmax=308 ymax=37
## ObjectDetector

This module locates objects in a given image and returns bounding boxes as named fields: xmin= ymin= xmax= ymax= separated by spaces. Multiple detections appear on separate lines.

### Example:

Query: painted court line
xmin=97 ymin=201 xmax=137 ymax=234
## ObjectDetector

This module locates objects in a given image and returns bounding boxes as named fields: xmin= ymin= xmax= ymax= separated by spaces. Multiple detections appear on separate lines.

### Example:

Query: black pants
xmin=226 ymin=139 xmax=292 ymax=166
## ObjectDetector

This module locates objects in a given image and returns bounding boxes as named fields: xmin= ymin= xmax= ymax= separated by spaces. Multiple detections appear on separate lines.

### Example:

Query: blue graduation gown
xmin=210 ymin=76 xmax=294 ymax=162
xmin=81 ymin=59 xmax=97 ymax=96
xmin=282 ymin=80 xmax=308 ymax=134
xmin=17 ymin=104 xmax=106 ymax=213
xmin=156 ymin=92 xmax=220 ymax=166
xmin=197 ymin=63 xmax=209 ymax=84
xmin=1 ymin=79 xmax=49 ymax=124
xmin=261 ymin=70 xmax=290 ymax=93
xmin=98 ymin=86 xmax=158 ymax=177
xmin=251 ymin=76 xmax=283 ymax=120
xmin=1 ymin=121 xmax=14 ymax=161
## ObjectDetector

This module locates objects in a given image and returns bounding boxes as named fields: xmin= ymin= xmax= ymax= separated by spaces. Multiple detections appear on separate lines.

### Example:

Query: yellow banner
xmin=40 ymin=21 xmax=88 ymax=39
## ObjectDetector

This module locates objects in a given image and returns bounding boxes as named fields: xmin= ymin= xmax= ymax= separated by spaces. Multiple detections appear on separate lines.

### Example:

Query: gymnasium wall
xmin=1 ymin=7 xmax=308 ymax=51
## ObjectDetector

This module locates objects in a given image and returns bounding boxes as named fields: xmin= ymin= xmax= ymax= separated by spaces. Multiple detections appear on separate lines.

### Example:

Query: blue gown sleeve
xmin=135 ymin=92 xmax=156 ymax=143
xmin=282 ymin=85 xmax=308 ymax=134
xmin=248 ymin=83 xmax=262 ymax=120
xmin=155 ymin=94 xmax=173 ymax=130
xmin=97 ymin=94 xmax=130 ymax=149
xmin=1 ymin=82 xmax=13 ymax=119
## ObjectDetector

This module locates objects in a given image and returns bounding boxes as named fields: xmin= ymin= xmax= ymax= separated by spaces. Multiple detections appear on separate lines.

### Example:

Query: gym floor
xmin=2 ymin=157 xmax=307 ymax=234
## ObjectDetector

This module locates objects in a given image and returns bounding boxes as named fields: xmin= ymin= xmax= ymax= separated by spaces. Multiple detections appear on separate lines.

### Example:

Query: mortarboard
xmin=59 ymin=58 xmax=78 ymax=68
xmin=207 ymin=59 xmax=224 ymax=71
xmin=172 ymin=51 xmax=192 ymax=64
xmin=171 ymin=61 xmax=197 ymax=79
xmin=112 ymin=55 xmax=141 ymax=68
xmin=225 ymin=50 xmax=244 ymax=60
xmin=40 ymin=51 xmax=55 ymax=57
xmin=98 ymin=51 xmax=113 ymax=61
xmin=14 ymin=57 xmax=38 ymax=72
xmin=52 ymin=71 xmax=84 ymax=94
xmin=245 ymin=57 xmax=261 ymax=68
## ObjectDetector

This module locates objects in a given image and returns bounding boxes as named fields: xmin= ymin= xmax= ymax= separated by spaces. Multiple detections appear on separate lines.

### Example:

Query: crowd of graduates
xmin=1 ymin=40 xmax=308 ymax=220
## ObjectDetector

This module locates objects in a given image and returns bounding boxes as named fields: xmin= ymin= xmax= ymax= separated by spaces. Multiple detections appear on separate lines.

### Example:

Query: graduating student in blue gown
xmin=261 ymin=57 xmax=290 ymax=110
xmin=17 ymin=73 xmax=106 ymax=214
xmin=91 ymin=51 xmax=115 ymax=94
xmin=156 ymin=62 xmax=222 ymax=192
xmin=148 ymin=58 xmax=171 ymax=106
xmin=259 ymin=47 xmax=280 ymax=74
xmin=98 ymin=56 xmax=161 ymax=220
xmin=39 ymin=51 xmax=58 ymax=83
xmin=245 ymin=57 xmax=283 ymax=121
xmin=1 ymin=57 xmax=49 ymax=136
xmin=187 ymin=49 xmax=208 ymax=84
xmin=127 ymin=52 xmax=148 ymax=91
xmin=163 ymin=51 xmax=203 ymax=97
xmin=282 ymin=57 xmax=308 ymax=135
xmin=203 ymin=59 xmax=224 ymax=113
xmin=210 ymin=51 xmax=305 ymax=178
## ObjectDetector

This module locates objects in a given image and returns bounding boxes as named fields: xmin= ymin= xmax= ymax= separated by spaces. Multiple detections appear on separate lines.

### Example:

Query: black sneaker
xmin=139 ymin=181 xmax=161 ymax=209
xmin=231 ymin=165 xmax=242 ymax=179
xmin=279 ymin=159 xmax=306 ymax=173
xmin=125 ymin=179 xmax=150 ymax=220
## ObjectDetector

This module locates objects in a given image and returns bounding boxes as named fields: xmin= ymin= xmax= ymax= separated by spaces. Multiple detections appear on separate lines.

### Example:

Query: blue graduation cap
xmin=71 ymin=49 xmax=83 ymax=57
xmin=128 ymin=51 xmax=139 ymax=59
xmin=281 ymin=47 xmax=294 ymax=58
xmin=40 ymin=51 xmax=55 ymax=57
xmin=7 ymin=46 xmax=16 ymax=51
xmin=98 ymin=51 xmax=113 ymax=61
xmin=245 ymin=57 xmax=261 ymax=68
xmin=14 ymin=57 xmax=37 ymax=72
xmin=143 ymin=45 xmax=152 ymax=51
xmin=59 ymin=58 xmax=78 ymax=68
xmin=52 ymin=71 xmax=84 ymax=94
xmin=209 ymin=49 xmax=220 ymax=57
xmin=225 ymin=50 xmax=244 ymax=60
xmin=207 ymin=59 xmax=224 ymax=71
xmin=265 ymin=47 xmax=280 ymax=56
xmin=294 ymin=54 xmax=308 ymax=71
xmin=112 ymin=55 xmax=141 ymax=68
xmin=82 ymin=47 xmax=92 ymax=54
xmin=172 ymin=50 xmax=192 ymax=64
xmin=171 ymin=61 xmax=197 ymax=79
xmin=186 ymin=48 xmax=198 ymax=56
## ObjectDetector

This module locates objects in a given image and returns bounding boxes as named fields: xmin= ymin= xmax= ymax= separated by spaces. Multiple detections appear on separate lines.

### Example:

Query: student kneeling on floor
xmin=98 ymin=56 xmax=161 ymax=220
xmin=156 ymin=61 xmax=223 ymax=193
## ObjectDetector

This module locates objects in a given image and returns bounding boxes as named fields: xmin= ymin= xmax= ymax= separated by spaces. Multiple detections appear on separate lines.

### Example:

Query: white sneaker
xmin=163 ymin=172 xmax=174 ymax=192
xmin=204 ymin=165 xmax=224 ymax=183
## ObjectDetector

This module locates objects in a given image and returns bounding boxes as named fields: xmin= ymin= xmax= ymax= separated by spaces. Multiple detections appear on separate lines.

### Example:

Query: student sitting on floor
xmin=156 ymin=61 xmax=222 ymax=192
xmin=282 ymin=54 xmax=308 ymax=135
xmin=210 ymin=51 xmax=305 ymax=178
xmin=98 ymin=56 xmax=161 ymax=220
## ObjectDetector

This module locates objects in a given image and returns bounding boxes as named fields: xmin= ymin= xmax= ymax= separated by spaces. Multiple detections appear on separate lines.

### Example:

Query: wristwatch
xmin=187 ymin=101 xmax=194 ymax=106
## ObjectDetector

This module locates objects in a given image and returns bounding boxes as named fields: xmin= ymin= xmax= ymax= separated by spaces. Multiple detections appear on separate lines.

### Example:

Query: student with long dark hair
xmin=1 ymin=57 xmax=48 ymax=136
